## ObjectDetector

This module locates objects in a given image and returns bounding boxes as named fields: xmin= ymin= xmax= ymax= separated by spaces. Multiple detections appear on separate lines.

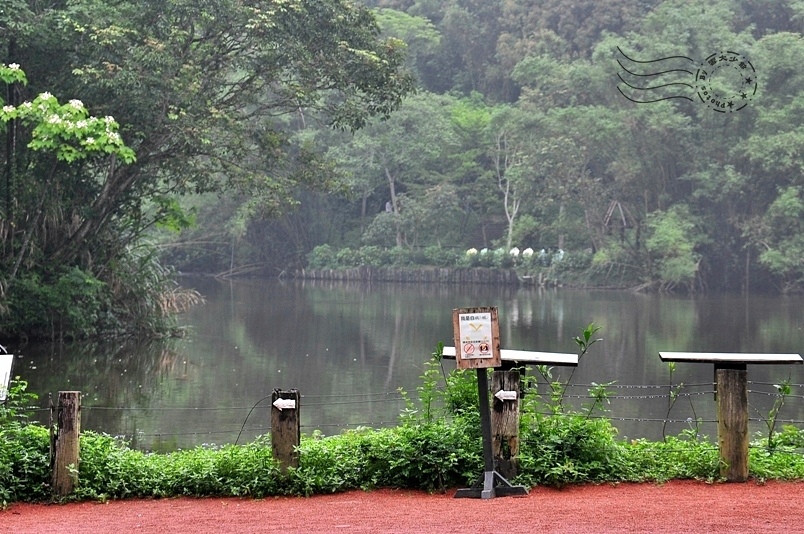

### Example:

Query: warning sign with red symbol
xmin=452 ymin=307 xmax=501 ymax=369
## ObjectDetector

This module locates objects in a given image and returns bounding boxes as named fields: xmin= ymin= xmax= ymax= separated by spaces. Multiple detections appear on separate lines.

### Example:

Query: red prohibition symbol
xmin=463 ymin=343 xmax=475 ymax=355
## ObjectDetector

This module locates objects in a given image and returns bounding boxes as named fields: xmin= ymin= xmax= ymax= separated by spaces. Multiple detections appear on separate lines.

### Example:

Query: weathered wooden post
xmin=492 ymin=368 xmax=521 ymax=480
xmin=52 ymin=391 xmax=81 ymax=497
xmin=271 ymin=388 xmax=300 ymax=473
xmin=660 ymin=352 xmax=802 ymax=482
xmin=716 ymin=363 xmax=748 ymax=481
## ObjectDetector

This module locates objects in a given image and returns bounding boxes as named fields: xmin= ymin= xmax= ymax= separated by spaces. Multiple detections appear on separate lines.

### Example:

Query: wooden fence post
xmin=52 ymin=391 xmax=81 ymax=497
xmin=716 ymin=365 xmax=749 ymax=482
xmin=491 ymin=369 xmax=521 ymax=480
xmin=271 ymin=389 xmax=300 ymax=473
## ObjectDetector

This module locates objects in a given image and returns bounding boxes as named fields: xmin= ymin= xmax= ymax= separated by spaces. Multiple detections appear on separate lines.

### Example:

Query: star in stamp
xmin=617 ymin=47 xmax=757 ymax=113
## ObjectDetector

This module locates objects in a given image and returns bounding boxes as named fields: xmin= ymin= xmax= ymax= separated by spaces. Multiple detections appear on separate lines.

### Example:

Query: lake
xmin=12 ymin=276 xmax=804 ymax=451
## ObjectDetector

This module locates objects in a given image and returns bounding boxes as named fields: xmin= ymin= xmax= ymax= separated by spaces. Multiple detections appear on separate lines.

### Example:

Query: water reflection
xmin=11 ymin=278 xmax=804 ymax=451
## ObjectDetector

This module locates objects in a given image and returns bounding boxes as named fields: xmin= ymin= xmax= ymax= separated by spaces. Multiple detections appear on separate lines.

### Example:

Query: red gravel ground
xmin=3 ymin=481 xmax=804 ymax=533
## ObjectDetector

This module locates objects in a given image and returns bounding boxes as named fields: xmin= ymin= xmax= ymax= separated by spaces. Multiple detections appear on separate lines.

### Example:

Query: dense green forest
xmin=2 ymin=0 xmax=804 ymax=338
xmin=162 ymin=0 xmax=804 ymax=294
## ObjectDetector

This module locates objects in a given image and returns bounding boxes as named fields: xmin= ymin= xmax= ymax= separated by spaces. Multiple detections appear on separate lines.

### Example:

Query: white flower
xmin=38 ymin=92 xmax=54 ymax=100
xmin=7 ymin=63 xmax=20 ymax=70
xmin=2 ymin=105 xmax=14 ymax=113
xmin=47 ymin=114 xmax=63 ymax=124
xmin=84 ymin=137 xmax=95 ymax=145
xmin=76 ymin=120 xmax=88 ymax=129
xmin=510 ymin=247 xmax=520 ymax=257
xmin=104 ymin=115 xmax=115 ymax=124
xmin=522 ymin=248 xmax=534 ymax=257
xmin=107 ymin=132 xmax=120 ymax=142
xmin=466 ymin=248 xmax=478 ymax=256
xmin=480 ymin=248 xmax=488 ymax=255
xmin=68 ymin=99 xmax=84 ymax=109
xmin=20 ymin=101 xmax=32 ymax=109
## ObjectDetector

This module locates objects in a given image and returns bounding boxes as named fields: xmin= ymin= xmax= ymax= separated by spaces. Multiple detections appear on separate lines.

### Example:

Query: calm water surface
xmin=13 ymin=277 xmax=804 ymax=451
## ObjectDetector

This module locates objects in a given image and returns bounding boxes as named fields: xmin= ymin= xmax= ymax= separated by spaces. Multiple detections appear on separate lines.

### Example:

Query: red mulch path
xmin=3 ymin=481 xmax=803 ymax=533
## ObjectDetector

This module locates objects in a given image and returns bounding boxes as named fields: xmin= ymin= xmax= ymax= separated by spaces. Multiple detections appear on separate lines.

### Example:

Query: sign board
xmin=0 ymin=354 xmax=13 ymax=403
xmin=452 ymin=307 xmax=501 ymax=369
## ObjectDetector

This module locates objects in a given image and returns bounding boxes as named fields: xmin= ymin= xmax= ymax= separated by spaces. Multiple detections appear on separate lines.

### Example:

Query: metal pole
xmin=477 ymin=369 xmax=495 ymax=499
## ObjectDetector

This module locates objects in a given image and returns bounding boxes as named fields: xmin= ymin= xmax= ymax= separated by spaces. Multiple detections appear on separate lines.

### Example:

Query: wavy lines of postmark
xmin=616 ymin=47 xmax=695 ymax=104
xmin=617 ymin=47 xmax=757 ymax=112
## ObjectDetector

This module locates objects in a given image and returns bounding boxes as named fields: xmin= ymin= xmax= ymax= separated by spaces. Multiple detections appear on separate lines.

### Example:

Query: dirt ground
xmin=3 ymin=480 xmax=804 ymax=533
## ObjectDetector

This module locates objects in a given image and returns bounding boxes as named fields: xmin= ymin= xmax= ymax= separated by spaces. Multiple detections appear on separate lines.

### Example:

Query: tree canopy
xmin=4 ymin=0 xmax=804 ymax=340
xmin=0 ymin=0 xmax=415 ymax=338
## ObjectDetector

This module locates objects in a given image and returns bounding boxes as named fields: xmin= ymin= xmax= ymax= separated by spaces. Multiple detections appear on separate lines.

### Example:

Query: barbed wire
xmin=25 ymin=381 xmax=804 ymax=445
xmin=553 ymin=391 xmax=714 ymax=400
xmin=748 ymin=390 xmax=804 ymax=400
xmin=561 ymin=383 xmax=714 ymax=389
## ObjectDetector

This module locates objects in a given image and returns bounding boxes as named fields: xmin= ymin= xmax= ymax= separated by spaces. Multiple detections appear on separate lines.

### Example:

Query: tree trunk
xmin=384 ymin=166 xmax=403 ymax=247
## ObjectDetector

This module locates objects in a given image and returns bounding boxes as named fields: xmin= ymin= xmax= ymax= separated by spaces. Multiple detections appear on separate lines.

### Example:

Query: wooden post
xmin=271 ymin=389 xmax=300 ymax=473
xmin=492 ymin=369 xmax=520 ymax=480
xmin=716 ymin=365 xmax=749 ymax=482
xmin=52 ymin=391 xmax=81 ymax=497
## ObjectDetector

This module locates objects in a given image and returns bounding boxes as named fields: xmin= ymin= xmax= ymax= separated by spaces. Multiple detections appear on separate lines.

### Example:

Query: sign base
xmin=454 ymin=470 xmax=528 ymax=499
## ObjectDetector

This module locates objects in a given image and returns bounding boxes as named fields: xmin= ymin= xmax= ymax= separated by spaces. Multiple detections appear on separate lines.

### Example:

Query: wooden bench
xmin=659 ymin=351 xmax=803 ymax=481
xmin=659 ymin=352 xmax=802 ymax=367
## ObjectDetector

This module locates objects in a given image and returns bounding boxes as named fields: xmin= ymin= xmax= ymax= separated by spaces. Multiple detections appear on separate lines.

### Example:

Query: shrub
xmin=517 ymin=414 xmax=621 ymax=487
xmin=75 ymin=433 xmax=285 ymax=500
xmin=307 ymin=244 xmax=336 ymax=269
xmin=422 ymin=246 xmax=459 ymax=267
xmin=3 ymin=267 xmax=108 ymax=339
xmin=0 ymin=424 xmax=51 ymax=506
xmin=357 ymin=246 xmax=390 ymax=267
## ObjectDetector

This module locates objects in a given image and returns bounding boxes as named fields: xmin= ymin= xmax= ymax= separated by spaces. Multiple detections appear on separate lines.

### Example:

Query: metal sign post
xmin=453 ymin=307 xmax=527 ymax=499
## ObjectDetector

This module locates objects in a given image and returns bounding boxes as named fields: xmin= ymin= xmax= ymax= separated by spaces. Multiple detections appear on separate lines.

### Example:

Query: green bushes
xmin=2 ymin=268 xmax=109 ymax=339
xmin=518 ymin=415 xmax=622 ymax=487
xmin=5 ymin=413 xmax=804 ymax=504
xmin=0 ymin=425 xmax=51 ymax=506
xmin=75 ymin=434 xmax=285 ymax=500
xmin=1 ymin=251 xmax=191 ymax=340
xmin=294 ymin=421 xmax=480 ymax=494
xmin=4 ymin=349 xmax=804 ymax=503
xmin=0 ymin=379 xmax=51 ymax=506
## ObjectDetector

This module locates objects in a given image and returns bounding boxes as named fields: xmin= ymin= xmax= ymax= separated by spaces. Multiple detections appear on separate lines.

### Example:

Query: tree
xmin=0 ymin=0 xmax=415 ymax=337
xmin=753 ymin=186 xmax=804 ymax=293
xmin=329 ymin=91 xmax=458 ymax=248
xmin=491 ymin=128 xmax=524 ymax=251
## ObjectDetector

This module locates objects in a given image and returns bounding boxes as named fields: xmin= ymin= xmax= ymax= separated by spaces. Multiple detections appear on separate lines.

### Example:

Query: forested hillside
xmin=163 ymin=0 xmax=804 ymax=294
xmin=3 ymin=0 xmax=803 ymax=338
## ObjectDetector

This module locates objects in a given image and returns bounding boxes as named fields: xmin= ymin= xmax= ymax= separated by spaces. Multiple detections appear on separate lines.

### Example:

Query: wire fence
xmin=26 ymin=379 xmax=804 ymax=452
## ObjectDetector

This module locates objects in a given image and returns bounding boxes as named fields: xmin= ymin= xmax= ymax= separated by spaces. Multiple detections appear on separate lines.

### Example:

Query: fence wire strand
xmin=31 ymin=380 xmax=804 ymax=444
